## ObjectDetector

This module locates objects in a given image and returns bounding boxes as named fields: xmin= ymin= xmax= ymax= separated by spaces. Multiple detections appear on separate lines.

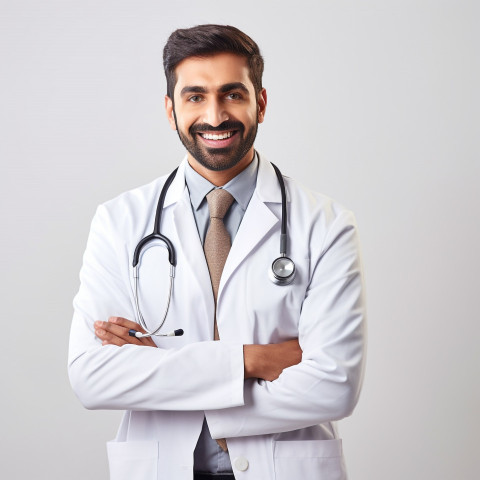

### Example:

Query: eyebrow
xmin=179 ymin=82 xmax=250 ymax=97
xmin=180 ymin=86 xmax=208 ymax=96
xmin=218 ymin=82 xmax=249 ymax=95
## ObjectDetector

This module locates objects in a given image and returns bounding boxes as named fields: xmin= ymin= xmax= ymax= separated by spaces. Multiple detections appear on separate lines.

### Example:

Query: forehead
xmin=174 ymin=53 xmax=252 ymax=95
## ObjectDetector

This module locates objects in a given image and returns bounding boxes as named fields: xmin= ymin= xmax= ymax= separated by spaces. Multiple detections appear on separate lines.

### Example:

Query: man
xmin=69 ymin=24 xmax=366 ymax=480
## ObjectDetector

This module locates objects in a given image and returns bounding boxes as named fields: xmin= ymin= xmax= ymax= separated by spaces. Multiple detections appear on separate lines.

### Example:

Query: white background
xmin=1 ymin=1 xmax=478 ymax=478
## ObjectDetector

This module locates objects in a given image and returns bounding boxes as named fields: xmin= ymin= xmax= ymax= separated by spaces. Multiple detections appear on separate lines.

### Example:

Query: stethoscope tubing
xmin=270 ymin=163 xmax=288 ymax=257
xmin=133 ymin=262 xmax=175 ymax=338
xmin=132 ymin=168 xmax=178 ymax=269
xmin=131 ymin=160 xmax=295 ymax=338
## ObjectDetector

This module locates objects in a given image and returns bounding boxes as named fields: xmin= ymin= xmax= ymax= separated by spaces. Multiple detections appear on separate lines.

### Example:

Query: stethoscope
xmin=129 ymin=161 xmax=295 ymax=339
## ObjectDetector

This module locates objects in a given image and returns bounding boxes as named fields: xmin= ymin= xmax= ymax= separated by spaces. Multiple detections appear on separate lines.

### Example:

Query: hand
xmin=94 ymin=317 xmax=157 ymax=348
xmin=244 ymin=339 xmax=302 ymax=381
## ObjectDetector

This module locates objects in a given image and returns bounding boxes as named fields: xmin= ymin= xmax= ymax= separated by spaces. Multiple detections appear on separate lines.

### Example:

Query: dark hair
xmin=163 ymin=24 xmax=264 ymax=100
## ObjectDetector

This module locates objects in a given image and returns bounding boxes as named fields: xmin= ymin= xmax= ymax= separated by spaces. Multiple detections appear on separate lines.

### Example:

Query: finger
xmin=95 ymin=321 xmax=144 ymax=346
xmin=95 ymin=326 xmax=156 ymax=348
xmin=95 ymin=327 xmax=130 ymax=347
xmin=108 ymin=316 xmax=146 ymax=333
xmin=108 ymin=317 xmax=157 ymax=347
xmin=98 ymin=321 xmax=142 ymax=343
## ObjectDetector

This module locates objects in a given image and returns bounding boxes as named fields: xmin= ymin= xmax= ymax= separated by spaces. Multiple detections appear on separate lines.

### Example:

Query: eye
xmin=188 ymin=95 xmax=203 ymax=103
xmin=227 ymin=92 xmax=242 ymax=100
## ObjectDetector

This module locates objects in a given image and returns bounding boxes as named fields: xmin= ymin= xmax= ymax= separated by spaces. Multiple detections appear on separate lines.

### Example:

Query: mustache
xmin=190 ymin=120 xmax=244 ymax=135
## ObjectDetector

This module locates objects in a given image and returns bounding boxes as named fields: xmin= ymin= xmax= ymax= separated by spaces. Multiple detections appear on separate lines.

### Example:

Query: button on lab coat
xmin=68 ymin=154 xmax=366 ymax=480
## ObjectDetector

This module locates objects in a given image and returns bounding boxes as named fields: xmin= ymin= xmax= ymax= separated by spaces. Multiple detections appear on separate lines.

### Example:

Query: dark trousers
xmin=194 ymin=474 xmax=235 ymax=480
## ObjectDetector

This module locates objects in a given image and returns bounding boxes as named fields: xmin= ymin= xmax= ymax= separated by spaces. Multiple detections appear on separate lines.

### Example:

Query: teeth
xmin=201 ymin=131 xmax=233 ymax=140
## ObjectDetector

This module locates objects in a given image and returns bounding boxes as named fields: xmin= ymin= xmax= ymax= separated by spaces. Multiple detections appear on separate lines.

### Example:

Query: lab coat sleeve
xmin=68 ymin=204 xmax=245 ymax=411
xmin=205 ymin=209 xmax=366 ymax=438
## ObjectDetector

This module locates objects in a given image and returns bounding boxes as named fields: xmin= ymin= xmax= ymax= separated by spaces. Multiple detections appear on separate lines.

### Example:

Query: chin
xmin=193 ymin=154 xmax=243 ymax=172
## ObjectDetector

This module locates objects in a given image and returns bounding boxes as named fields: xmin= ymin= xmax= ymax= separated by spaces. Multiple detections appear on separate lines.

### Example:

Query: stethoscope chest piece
xmin=269 ymin=256 xmax=296 ymax=285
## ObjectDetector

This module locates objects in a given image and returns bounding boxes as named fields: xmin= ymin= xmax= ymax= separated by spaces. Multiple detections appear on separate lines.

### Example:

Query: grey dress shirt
xmin=184 ymin=154 xmax=258 ymax=474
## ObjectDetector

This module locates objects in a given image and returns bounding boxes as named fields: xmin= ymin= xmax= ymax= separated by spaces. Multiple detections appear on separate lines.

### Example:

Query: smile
xmin=200 ymin=131 xmax=234 ymax=140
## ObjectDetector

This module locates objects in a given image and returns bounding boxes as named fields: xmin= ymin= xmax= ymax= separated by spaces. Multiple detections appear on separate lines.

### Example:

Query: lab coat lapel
xmin=168 ymin=161 xmax=215 ymax=323
xmin=173 ymin=191 xmax=214 ymax=303
xmin=219 ymin=157 xmax=283 ymax=298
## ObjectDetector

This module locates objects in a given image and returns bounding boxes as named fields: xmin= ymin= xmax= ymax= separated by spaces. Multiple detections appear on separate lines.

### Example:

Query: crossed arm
xmin=95 ymin=316 xmax=303 ymax=382
xmin=70 ymin=204 xmax=365 ymax=437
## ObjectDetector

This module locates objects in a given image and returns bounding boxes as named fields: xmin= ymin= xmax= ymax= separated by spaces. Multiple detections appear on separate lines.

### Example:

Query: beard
xmin=175 ymin=117 xmax=258 ymax=172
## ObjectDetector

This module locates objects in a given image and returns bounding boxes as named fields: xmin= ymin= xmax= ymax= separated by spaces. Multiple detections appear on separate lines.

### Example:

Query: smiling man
xmin=170 ymin=53 xmax=263 ymax=176
xmin=167 ymin=50 xmax=266 ymax=185
xmin=69 ymin=25 xmax=366 ymax=480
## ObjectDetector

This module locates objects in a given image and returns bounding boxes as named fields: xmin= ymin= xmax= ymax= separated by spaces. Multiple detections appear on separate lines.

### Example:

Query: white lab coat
xmin=69 ymin=154 xmax=366 ymax=480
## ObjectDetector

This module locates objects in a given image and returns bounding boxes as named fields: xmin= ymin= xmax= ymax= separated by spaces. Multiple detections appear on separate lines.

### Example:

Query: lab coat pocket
xmin=273 ymin=439 xmax=347 ymax=480
xmin=107 ymin=441 xmax=159 ymax=480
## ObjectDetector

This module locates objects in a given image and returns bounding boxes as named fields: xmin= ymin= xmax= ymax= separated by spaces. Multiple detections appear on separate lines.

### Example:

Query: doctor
xmin=69 ymin=24 xmax=366 ymax=480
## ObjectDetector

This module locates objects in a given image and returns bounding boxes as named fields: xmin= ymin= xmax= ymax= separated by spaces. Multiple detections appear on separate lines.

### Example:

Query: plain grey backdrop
xmin=1 ymin=0 xmax=478 ymax=478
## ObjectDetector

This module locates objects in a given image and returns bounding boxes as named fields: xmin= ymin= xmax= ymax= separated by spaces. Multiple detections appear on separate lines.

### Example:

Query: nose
xmin=202 ymin=98 xmax=229 ymax=127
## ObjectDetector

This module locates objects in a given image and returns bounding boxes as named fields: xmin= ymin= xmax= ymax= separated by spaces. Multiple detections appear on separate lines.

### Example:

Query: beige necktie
xmin=204 ymin=188 xmax=235 ymax=339
xmin=203 ymin=188 xmax=234 ymax=452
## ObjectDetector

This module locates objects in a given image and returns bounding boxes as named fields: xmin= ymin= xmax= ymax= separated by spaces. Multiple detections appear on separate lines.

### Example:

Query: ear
xmin=165 ymin=95 xmax=177 ymax=130
xmin=257 ymin=88 xmax=267 ymax=124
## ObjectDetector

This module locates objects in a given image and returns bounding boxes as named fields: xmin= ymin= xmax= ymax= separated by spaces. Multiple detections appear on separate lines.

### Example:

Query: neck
xmin=187 ymin=148 xmax=255 ymax=187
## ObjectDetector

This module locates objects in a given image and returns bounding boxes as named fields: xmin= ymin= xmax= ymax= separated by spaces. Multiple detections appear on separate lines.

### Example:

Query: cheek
xmin=174 ymin=115 xmax=192 ymax=135
xmin=235 ymin=107 xmax=258 ymax=126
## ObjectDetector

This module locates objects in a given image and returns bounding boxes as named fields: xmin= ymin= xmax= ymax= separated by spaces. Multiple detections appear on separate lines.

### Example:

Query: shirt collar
xmin=184 ymin=153 xmax=259 ymax=212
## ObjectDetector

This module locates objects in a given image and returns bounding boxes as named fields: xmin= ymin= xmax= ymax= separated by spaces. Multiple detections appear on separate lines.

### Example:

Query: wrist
xmin=243 ymin=344 xmax=268 ymax=379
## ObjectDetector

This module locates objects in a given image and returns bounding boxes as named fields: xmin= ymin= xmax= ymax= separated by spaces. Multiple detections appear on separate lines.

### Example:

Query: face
xmin=165 ymin=53 xmax=267 ymax=174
